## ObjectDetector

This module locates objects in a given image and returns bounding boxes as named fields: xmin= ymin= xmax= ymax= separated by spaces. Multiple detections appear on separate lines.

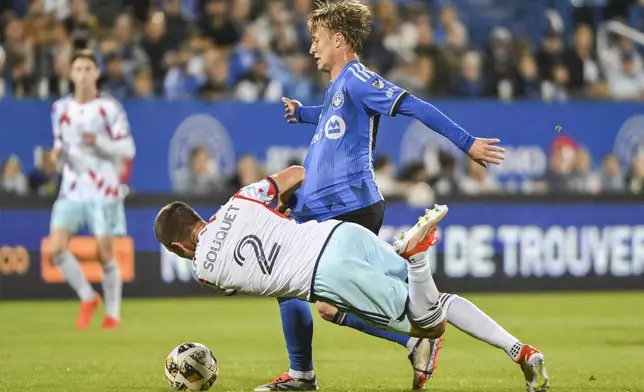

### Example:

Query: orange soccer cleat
xmin=516 ymin=344 xmax=550 ymax=392
xmin=253 ymin=372 xmax=318 ymax=392
xmin=394 ymin=205 xmax=448 ymax=262
xmin=101 ymin=316 xmax=121 ymax=330
xmin=76 ymin=292 xmax=101 ymax=330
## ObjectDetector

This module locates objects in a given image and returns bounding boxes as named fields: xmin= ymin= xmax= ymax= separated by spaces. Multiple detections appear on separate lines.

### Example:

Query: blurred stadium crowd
xmin=1 ymin=0 xmax=644 ymax=201
xmin=1 ymin=0 xmax=644 ymax=101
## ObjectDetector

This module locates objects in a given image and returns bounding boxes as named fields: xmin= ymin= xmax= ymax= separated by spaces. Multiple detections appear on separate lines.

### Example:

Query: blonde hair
xmin=308 ymin=1 xmax=372 ymax=54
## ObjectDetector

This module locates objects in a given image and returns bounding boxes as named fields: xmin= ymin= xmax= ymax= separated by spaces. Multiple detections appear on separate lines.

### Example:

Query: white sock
xmin=101 ymin=260 xmax=122 ymax=319
xmin=442 ymin=294 xmax=523 ymax=361
xmin=288 ymin=369 xmax=315 ymax=380
xmin=54 ymin=252 xmax=94 ymax=302
xmin=406 ymin=258 xmax=443 ymax=328
xmin=406 ymin=337 xmax=420 ymax=352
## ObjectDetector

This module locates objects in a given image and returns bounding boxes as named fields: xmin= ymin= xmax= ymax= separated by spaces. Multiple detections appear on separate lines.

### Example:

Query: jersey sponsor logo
xmin=372 ymin=78 xmax=385 ymax=90
xmin=233 ymin=235 xmax=281 ymax=275
xmin=169 ymin=114 xmax=236 ymax=190
xmin=324 ymin=115 xmax=346 ymax=140
xmin=386 ymin=87 xmax=395 ymax=98
xmin=614 ymin=115 xmax=644 ymax=170
xmin=332 ymin=91 xmax=344 ymax=110
xmin=202 ymin=204 xmax=239 ymax=273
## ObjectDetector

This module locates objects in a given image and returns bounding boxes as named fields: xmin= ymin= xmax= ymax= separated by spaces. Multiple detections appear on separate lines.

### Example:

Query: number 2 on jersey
xmin=233 ymin=235 xmax=281 ymax=275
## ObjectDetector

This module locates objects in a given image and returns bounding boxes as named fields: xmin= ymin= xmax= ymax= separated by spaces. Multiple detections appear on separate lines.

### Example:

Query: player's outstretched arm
xmin=347 ymin=73 xmax=477 ymax=157
xmin=282 ymin=97 xmax=322 ymax=125
xmin=346 ymin=66 xmax=504 ymax=167
xmin=396 ymin=95 xmax=504 ymax=166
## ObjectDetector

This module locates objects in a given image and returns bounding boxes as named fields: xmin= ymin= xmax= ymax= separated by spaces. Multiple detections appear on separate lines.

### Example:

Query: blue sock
xmin=335 ymin=312 xmax=411 ymax=347
xmin=278 ymin=298 xmax=314 ymax=373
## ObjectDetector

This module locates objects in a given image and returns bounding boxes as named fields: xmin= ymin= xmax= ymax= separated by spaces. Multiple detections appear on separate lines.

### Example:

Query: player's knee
xmin=51 ymin=242 xmax=68 ymax=257
xmin=316 ymin=302 xmax=338 ymax=322
xmin=49 ymin=230 xmax=70 ymax=257
xmin=96 ymin=237 xmax=114 ymax=263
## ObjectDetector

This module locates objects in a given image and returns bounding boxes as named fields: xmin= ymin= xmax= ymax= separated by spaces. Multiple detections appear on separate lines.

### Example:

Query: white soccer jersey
xmin=51 ymin=94 xmax=135 ymax=201
xmin=193 ymin=178 xmax=341 ymax=300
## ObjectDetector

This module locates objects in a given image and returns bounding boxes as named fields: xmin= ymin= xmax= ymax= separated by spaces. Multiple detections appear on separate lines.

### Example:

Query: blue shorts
xmin=312 ymin=223 xmax=412 ymax=334
xmin=50 ymin=199 xmax=127 ymax=237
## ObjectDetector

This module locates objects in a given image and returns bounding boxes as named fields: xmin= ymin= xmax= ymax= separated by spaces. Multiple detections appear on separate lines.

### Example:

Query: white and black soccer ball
xmin=165 ymin=342 xmax=219 ymax=391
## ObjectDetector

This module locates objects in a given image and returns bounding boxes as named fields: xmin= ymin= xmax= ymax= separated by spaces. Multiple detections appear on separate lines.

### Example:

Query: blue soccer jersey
xmin=290 ymin=61 xmax=408 ymax=222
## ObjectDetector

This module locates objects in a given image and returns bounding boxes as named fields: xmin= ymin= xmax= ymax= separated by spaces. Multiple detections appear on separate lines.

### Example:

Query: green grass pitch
xmin=2 ymin=292 xmax=644 ymax=392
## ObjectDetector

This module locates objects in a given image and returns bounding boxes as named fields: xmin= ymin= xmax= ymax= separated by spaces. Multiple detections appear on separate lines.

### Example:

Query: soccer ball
xmin=165 ymin=342 xmax=219 ymax=391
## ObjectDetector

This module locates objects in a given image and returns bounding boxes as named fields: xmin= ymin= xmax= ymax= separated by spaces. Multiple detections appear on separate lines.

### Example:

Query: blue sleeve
xmin=345 ymin=66 xmax=408 ymax=116
xmin=295 ymin=105 xmax=323 ymax=124
xmin=396 ymin=94 xmax=475 ymax=153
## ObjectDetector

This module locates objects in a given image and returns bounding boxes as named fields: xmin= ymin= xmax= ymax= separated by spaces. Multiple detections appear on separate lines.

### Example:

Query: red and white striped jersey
xmin=193 ymin=178 xmax=341 ymax=300
xmin=51 ymin=94 xmax=134 ymax=201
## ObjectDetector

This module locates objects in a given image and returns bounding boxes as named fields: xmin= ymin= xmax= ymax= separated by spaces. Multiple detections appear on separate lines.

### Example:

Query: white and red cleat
xmin=409 ymin=337 xmax=443 ymax=390
xmin=516 ymin=345 xmax=550 ymax=392
xmin=394 ymin=205 xmax=448 ymax=262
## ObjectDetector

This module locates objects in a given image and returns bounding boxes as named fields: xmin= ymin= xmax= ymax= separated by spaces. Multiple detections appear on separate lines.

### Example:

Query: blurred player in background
xmin=49 ymin=50 xmax=136 ymax=330
xmin=264 ymin=1 xmax=510 ymax=391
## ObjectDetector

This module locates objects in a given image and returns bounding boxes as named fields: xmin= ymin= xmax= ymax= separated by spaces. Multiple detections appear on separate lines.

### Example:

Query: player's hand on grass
xmin=467 ymin=138 xmax=505 ymax=167
xmin=282 ymin=97 xmax=302 ymax=123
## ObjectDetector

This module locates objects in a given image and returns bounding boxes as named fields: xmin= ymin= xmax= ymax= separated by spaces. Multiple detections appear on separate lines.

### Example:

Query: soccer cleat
xmin=517 ymin=345 xmax=550 ymax=392
xmin=101 ymin=316 xmax=121 ymax=330
xmin=394 ymin=204 xmax=448 ymax=262
xmin=76 ymin=292 xmax=100 ymax=330
xmin=254 ymin=373 xmax=319 ymax=392
xmin=409 ymin=337 xmax=443 ymax=390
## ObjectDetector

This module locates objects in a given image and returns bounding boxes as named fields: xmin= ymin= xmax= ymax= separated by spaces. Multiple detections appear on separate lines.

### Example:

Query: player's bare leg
xmin=316 ymin=301 xmax=440 ymax=390
xmin=50 ymin=228 xmax=99 ymax=329
xmin=394 ymin=206 xmax=549 ymax=392
xmin=97 ymin=236 xmax=122 ymax=329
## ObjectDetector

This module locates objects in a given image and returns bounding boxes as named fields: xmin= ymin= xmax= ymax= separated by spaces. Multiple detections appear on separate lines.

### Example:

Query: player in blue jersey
xmin=255 ymin=2 xmax=548 ymax=392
